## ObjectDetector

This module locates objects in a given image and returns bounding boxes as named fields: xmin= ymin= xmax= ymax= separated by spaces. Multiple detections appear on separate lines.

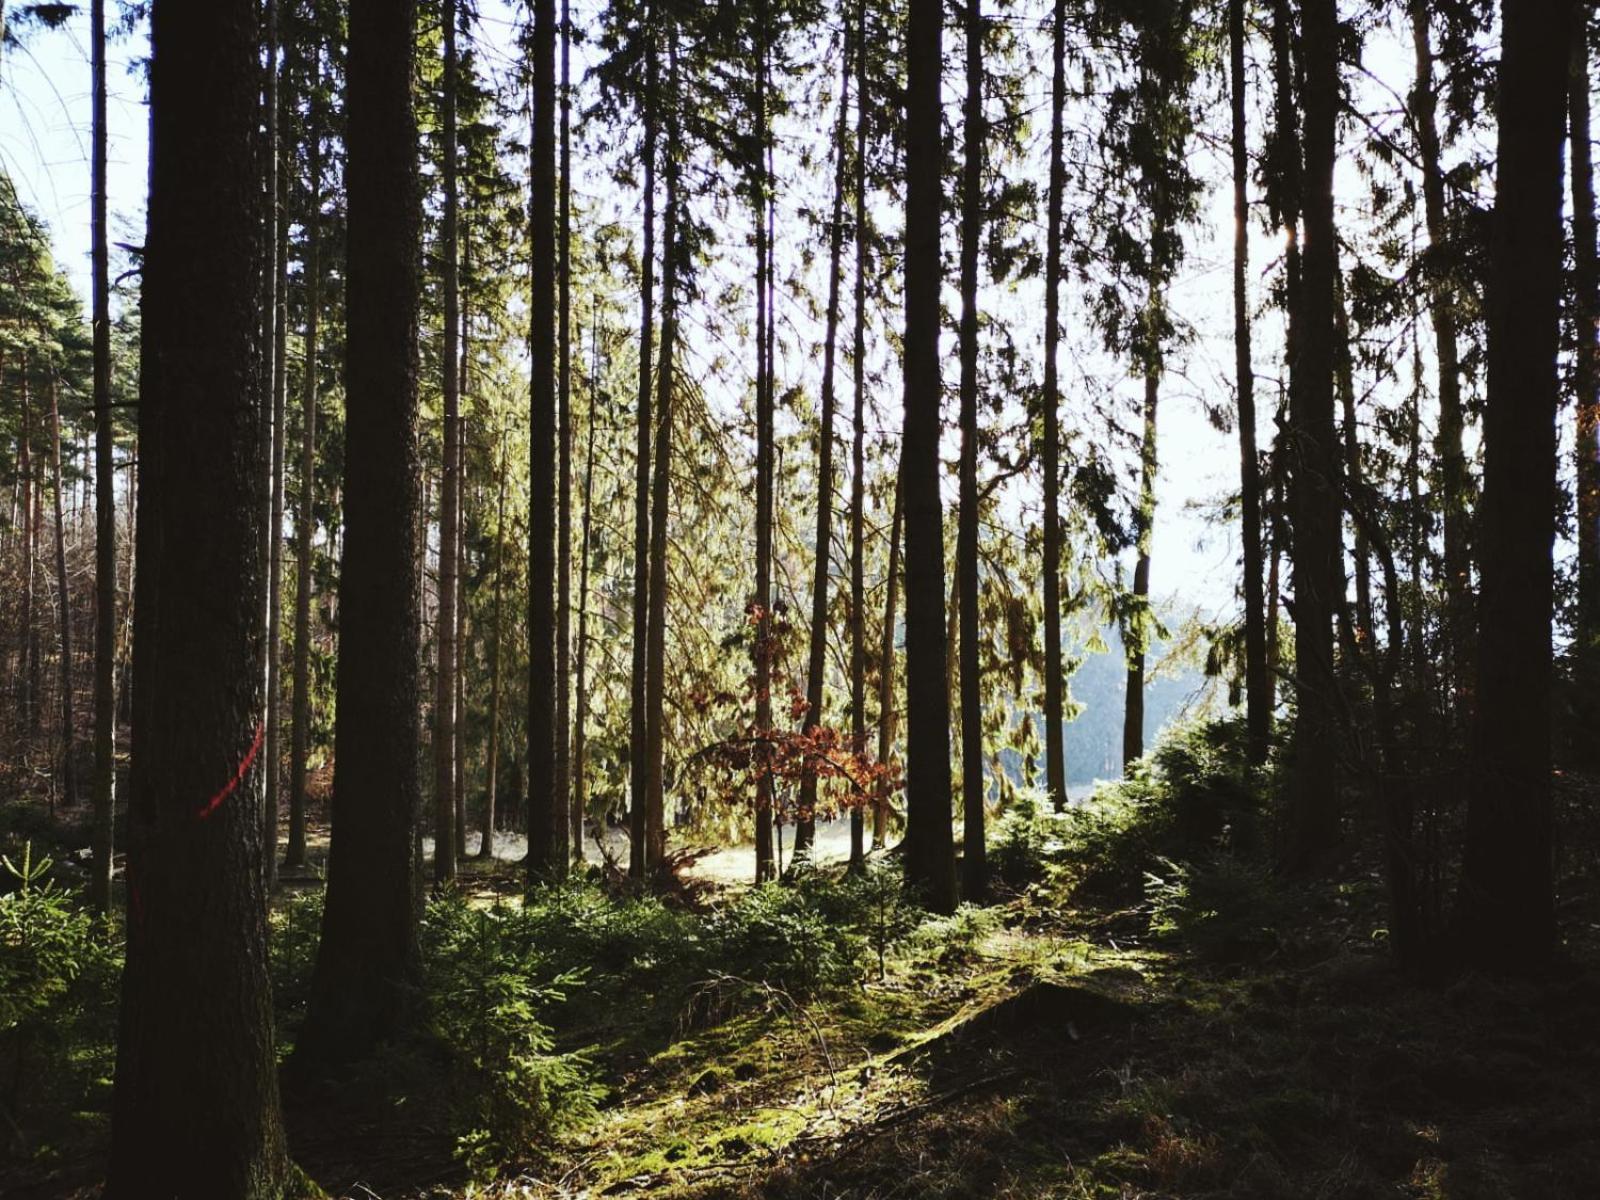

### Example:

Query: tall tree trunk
xmin=1041 ymin=0 xmax=1069 ymax=811
xmin=480 ymin=437 xmax=508 ymax=859
xmin=796 ymin=27 xmax=853 ymax=863
xmin=753 ymin=38 xmax=776 ymax=885
xmin=958 ymin=0 xmax=986 ymax=898
xmin=875 ymin=476 xmax=903 ymax=849
xmin=902 ymin=0 xmax=956 ymax=914
xmin=89 ymin=0 xmax=116 ymax=914
xmin=1230 ymin=0 xmax=1269 ymax=765
xmin=48 ymin=375 xmax=76 ymax=809
xmin=556 ymin=0 xmax=576 ymax=876
xmin=1284 ymin=0 xmax=1342 ymax=875
xmin=574 ymin=322 xmax=599 ymax=863
xmin=1123 ymin=330 xmax=1160 ymax=769
xmin=1454 ymin=0 xmax=1569 ymax=973
xmin=28 ymin=453 xmax=41 ymax=734
xmin=294 ymin=0 xmax=424 ymax=1066
xmin=1410 ymin=0 xmax=1475 ymax=717
xmin=849 ymin=0 xmax=869 ymax=872
xmin=106 ymin=0 xmax=292 ymax=1186
xmin=528 ymin=0 xmax=559 ymax=881
xmin=645 ymin=34 xmax=681 ymax=874
xmin=630 ymin=33 xmax=659 ymax=882
xmin=1571 ymin=7 xmax=1600 ymax=750
xmin=286 ymin=55 xmax=321 ymax=872
xmin=453 ymin=423 xmax=468 ymax=857
xmin=262 ymin=0 xmax=288 ymax=889
xmin=1335 ymin=271 xmax=1373 ymax=645
xmin=435 ymin=0 xmax=461 ymax=884
xmin=20 ymin=368 xmax=35 ymax=734
xmin=1270 ymin=0 xmax=1302 ymax=334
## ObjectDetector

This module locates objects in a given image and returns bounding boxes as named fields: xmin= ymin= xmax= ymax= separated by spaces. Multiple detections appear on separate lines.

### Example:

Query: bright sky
xmin=3 ymin=5 xmax=1448 ymax=635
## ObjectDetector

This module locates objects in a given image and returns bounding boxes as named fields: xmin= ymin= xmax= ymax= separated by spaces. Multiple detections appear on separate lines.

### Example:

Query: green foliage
xmin=989 ymin=785 xmax=1051 ymax=889
xmin=0 ymin=844 xmax=121 ymax=1155
xmin=905 ymin=903 xmax=1001 ymax=967
xmin=419 ymin=894 xmax=602 ymax=1178
xmin=517 ymin=873 xmax=913 ymax=1007
xmin=268 ymin=886 xmax=325 ymax=1037
xmin=844 ymin=862 xmax=920 ymax=982
xmin=1144 ymin=855 xmax=1289 ymax=964
xmin=515 ymin=882 xmax=702 ymax=995
xmin=1060 ymin=716 xmax=1269 ymax=906
xmin=704 ymin=880 xmax=867 ymax=998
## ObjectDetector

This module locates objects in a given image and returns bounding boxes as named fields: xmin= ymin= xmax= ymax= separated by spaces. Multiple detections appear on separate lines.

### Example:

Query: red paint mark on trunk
xmin=196 ymin=720 xmax=265 ymax=821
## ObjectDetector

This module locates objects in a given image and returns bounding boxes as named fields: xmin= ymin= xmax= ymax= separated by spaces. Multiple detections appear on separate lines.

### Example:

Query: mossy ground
xmin=395 ymin=848 xmax=1600 ymax=1200
xmin=7 ymin=791 xmax=1600 ymax=1199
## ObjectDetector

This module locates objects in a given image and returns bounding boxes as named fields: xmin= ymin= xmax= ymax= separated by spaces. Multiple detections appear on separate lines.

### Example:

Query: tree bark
xmin=875 ymin=476 xmax=903 ymax=849
xmin=20 ymin=368 xmax=36 ymax=735
xmin=434 ymin=0 xmax=461 ymax=884
xmin=106 ymin=0 xmax=292 ymax=1187
xmin=1123 ymin=343 xmax=1159 ymax=769
xmin=902 ymin=0 xmax=956 ymax=914
xmin=645 ymin=33 xmax=681 ymax=874
xmin=559 ymin=0 xmax=577 ymax=867
xmin=28 ymin=443 xmax=42 ymax=734
xmin=796 ymin=26 xmax=853 ymax=863
xmin=1410 ymin=0 xmax=1475 ymax=717
xmin=286 ymin=52 xmax=320 ymax=872
xmin=1042 ymin=0 xmax=1069 ymax=811
xmin=1570 ymin=7 xmax=1600 ymax=746
xmin=1335 ymin=271 xmax=1373 ymax=646
xmin=89 ymin=0 xmax=116 ymax=914
xmin=294 ymin=0 xmax=424 ymax=1066
xmin=262 ymin=0 xmax=288 ymax=889
xmin=528 ymin=0 xmax=560 ymax=881
xmin=1453 ymin=0 xmax=1570 ymax=973
xmin=573 ymin=322 xmax=599 ymax=863
xmin=453 ymin=417 xmax=468 ymax=857
xmin=48 ymin=375 xmax=76 ymax=809
xmin=480 ymin=436 xmax=508 ymax=859
xmin=849 ymin=0 xmax=869 ymax=871
xmin=630 ymin=31 xmax=659 ymax=882
xmin=753 ymin=36 xmax=776 ymax=885
xmin=1230 ymin=0 xmax=1269 ymax=766
xmin=1283 ymin=0 xmax=1342 ymax=875
xmin=958 ymin=0 xmax=986 ymax=898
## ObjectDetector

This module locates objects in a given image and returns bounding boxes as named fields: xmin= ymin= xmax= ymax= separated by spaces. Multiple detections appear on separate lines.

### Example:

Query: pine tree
xmin=901 ymin=0 xmax=956 ymax=915
xmin=106 ymin=0 xmax=292 ymax=1187
xmin=1230 ymin=0 xmax=1269 ymax=766
xmin=528 ymin=0 xmax=560 ymax=880
xmin=89 ymin=0 xmax=116 ymax=913
xmin=957 ymin=0 xmax=986 ymax=898
xmin=1041 ymin=0 xmax=1069 ymax=812
xmin=295 ymin=0 xmax=424 ymax=1065
xmin=1454 ymin=0 xmax=1570 ymax=973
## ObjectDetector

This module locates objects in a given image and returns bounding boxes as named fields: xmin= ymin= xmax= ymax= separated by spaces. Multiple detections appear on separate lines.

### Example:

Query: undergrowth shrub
xmin=268 ymin=886 xmax=325 ymax=1038
xmin=990 ymin=787 xmax=1052 ymax=889
xmin=906 ymin=904 xmax=1002 ymax=965
xmin=705 ymin=882 xmax=867 ymax=998
xmin=1144 ymin=854 xmax=1289 ymax=963
xmin=0 ymin=843 xmax=120 ymax=1159
xmin=420 ymin=894 xmax=601 ymax=1178
xmin=515 ymin=882 xmax=701 ymax=996
xmin=1061 ymin=717 xmax=1269 ymax=906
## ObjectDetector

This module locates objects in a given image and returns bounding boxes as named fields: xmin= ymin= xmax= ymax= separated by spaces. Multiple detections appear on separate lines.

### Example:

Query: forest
xmin=1 ymin=0 xmax=1598 ymax=1195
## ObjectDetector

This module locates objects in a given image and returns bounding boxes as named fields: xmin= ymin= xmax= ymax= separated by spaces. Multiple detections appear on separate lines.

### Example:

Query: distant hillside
xmin=996 ymin=624 xmax=1215 ymax=796
xmin=1062 ymin=626 xmax=1212 ymax=788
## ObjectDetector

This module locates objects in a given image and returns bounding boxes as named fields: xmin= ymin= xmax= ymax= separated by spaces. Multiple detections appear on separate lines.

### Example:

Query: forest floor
xmin=7 ymin=781 xmax=1600 ymax=1198
xmin=291 ymin=841 xmax=1600 ymax=1199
